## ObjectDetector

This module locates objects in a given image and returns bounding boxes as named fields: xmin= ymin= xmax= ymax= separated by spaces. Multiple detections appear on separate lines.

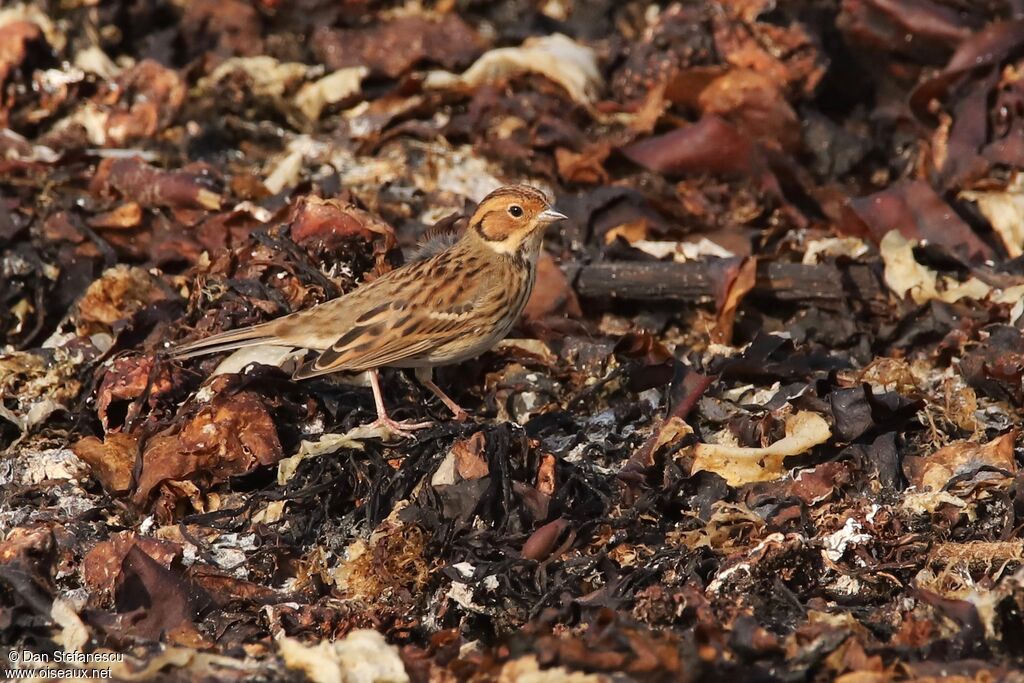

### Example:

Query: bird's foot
xmin=368 ymin=416 xmax=434 ymax=437
xmin=417 ymin=374 xmax=471 ymax=422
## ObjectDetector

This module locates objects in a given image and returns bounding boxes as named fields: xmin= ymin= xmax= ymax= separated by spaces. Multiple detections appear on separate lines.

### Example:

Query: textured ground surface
xmin=4 ymin=0 xmax=1024 ymax=681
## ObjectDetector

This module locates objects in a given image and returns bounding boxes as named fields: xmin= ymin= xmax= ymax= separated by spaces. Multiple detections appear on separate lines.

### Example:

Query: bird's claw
xmin=368 ymin=416 xmax=434 ymax=438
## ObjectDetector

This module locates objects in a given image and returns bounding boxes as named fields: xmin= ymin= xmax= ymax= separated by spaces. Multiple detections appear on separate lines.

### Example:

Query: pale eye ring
xmin=508 ymin=205 xmax=523 ymax=217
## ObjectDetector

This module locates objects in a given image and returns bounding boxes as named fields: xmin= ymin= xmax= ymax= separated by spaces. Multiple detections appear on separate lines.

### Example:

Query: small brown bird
xmin=170 ymin=185 xmax=566 ymax=434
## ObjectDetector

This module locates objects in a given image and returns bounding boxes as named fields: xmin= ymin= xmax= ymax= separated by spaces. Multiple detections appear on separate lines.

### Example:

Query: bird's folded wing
xmin=293 ymin=289 xmax=486 ymax=378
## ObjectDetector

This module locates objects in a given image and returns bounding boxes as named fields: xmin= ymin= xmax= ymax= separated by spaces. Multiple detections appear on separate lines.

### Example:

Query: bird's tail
xmin=168 ymin=321 xmax=284 ymax=360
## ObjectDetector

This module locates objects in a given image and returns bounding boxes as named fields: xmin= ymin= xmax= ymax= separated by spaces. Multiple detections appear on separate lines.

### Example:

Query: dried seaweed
xmin=4 ymin=1 xmax=1024 ymax=681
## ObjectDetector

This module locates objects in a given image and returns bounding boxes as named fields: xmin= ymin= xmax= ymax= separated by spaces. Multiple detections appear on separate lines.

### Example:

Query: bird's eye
xmin=508 ymin=205 xmax=523 ymax=218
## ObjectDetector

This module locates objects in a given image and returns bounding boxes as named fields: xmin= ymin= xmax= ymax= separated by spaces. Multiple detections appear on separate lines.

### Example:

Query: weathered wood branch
xmin=570 ymin=260 xmax=887 ymax=309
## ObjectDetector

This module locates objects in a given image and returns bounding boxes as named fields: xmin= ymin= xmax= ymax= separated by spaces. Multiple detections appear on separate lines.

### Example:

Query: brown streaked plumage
xmin=169 ymin=184 xmax=566 ymax=434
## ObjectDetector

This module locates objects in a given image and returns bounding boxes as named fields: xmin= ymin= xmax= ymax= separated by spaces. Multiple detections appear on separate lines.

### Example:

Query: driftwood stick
xmin=571 ymin=261 xmax=715 ymax=304
xmin=570 ymin=260 xmax=886 ymax=307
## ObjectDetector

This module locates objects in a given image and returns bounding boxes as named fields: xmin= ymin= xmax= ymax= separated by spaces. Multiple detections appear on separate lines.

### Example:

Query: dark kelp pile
xmin=4 ymin=1 xmax=1024 ymax=680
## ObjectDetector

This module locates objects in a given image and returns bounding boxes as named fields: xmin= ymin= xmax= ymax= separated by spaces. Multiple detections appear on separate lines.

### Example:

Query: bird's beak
xmin=538 ymin=208 xmax=568 ymax=224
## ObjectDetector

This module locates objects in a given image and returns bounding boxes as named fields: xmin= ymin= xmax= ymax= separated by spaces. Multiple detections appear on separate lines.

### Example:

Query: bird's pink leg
xmin=367 ymin=369 xmax=433 ymax=435
xmin=415 ymin=367 xmax=469 ymax=421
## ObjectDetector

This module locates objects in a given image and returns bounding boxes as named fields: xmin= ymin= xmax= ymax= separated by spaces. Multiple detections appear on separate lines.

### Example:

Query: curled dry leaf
xmin=842 ymin=180 xmax=991 ymax=260
xmin=498 ymin=657 xmax=604 ymax=683
xmin=879 ymin=230 xmax=1024 ymax=306
xmin=432 ymin=432 xmax=491 ymax=485
xmin=288 ymin=195 xmax=397 ymax=254
xmin=622 ymin=115 xmax=763 ymax=177
xmin=693 ymin=411 xmax=832 ymax=485
xmin=50 ymin=598 xmax=88 ymax=653
xmin=711 ymin=256 xmax=757 ymax=344
xmin=108 ymin=60 xmax=187 ymax=140
xmin=74 ymin=45 xmax=120 ymax=80
xmin=536 ymin=452 xmax=557 ymax=496
xmin=95 ymin=355 xmax=176 ymax=432
xmin=313 ymin=14 xmax=485 ymax=79
xmin=49 ymin=60 xmax=185 ymax=147
xmin=0 ymin=22 xmax=43 ymax=124
xmin=75 ymin=264 xmax=168 ymax=335
xmin=71 ymin=432 xmax=137 ymax=494
xmin=87 ymin=202 xmax=143 ymax=230
xmin=91 ymin=157 xmax=222 ymax=211
xmin=452 ymin=431 xmax=489 ymax=481
xmin=696 ymin=69 xmax=801 ymax=152
xmin=961 ymin=173 xmax=1024 ymax=258
xmin=278 ymin=630 xmax=409 ymax=683
xmin=295 ymin=67 xmax=368 ymax=121
xmin=626 ymin=415 xmax=694 ymax=472
xmin=905 ymin=430 xmax=1017 ymax=491
xmin=133 ymin=392 xmax=283 ymax=510
xmin=714 ymin=0 xmax=827 ymax=96
xmin=198 ymin=56 xmax=310 ymax=100
xmin=424 ymin=33 xmax=603 ymax=106
xmin=627 ymin=238 xmax=735 ymax=261
xmin=0 ymin=4 xmax=61 ymax=49
xmin=909 ymin=19 xmax=1024 ymax=122
xmin=113 ymin=544 xmax=210 ymax=646
xmin=180 ymin=0 xmax=263 ymax=58
xmin=960 ymin=326 xmax=1024 ymax=406
xmin=801 ymin=237 xmax=870 ymax=265
xmin=838 ymin=0 xmax=972 ymax=62
xmin=555 ymin=143 xmax=611 ymax=184
xmin=263 ymin=149 xmax=304 ymax=194
xmin=613 ymin=331 xmax=676 ymax=393
xmin=432 ymin=432 xmax=490 ymax=486
xmin=880 ymin=230 xmax=940 ymax=304
xmin=788 ymin=462 xmax=850 ymax=506
xmin=0 ymin=351 xmax=81 ymax=432
xmin=83 ymin=532 xmax=182 ymax=599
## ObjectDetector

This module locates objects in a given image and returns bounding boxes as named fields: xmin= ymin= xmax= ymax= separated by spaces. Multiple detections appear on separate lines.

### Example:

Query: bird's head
xmin=467 ymin=185 xmax=566 ymax=256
